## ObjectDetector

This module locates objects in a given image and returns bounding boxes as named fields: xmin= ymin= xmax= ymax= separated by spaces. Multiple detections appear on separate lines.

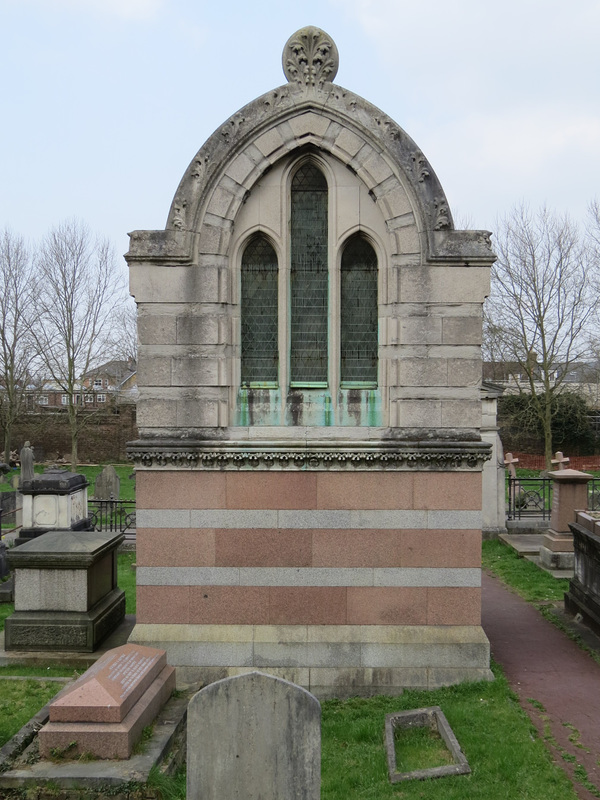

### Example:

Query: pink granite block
xmin=316 ymin=472 xmax=414 ymax=510
xmin=400 ymin=529 xmax=481 ymax=568
xmin=413 ymin=472 xmax=481 ymax=510
xmin=49 ymin=644 xmax=167 ymax=723
xmin=312 ymin=529 xmax=403 ymax=567
xmin=189 ymin=586 xmax=270 ymax=624
xmin=215 ymin=529 xmax=312 ymax=567
xmin=137 ymin=528 xmax=216 ymax=567
xmin=225 ymin=472 xmax=317 ymax=509
xmin=137 ymin=471 xmax=227 ymax=509
xmin=39 ymin=665 xmax=176 ymax=760
xmin=269 ymin=587 xmax=347 ymax=625
xmin=347 ymin=587 xmax=427 ymax=625
xmin=137 ymin=586 xmax=190 ymax=624
xmin=427 ymin=588 xmax=481 ymax=625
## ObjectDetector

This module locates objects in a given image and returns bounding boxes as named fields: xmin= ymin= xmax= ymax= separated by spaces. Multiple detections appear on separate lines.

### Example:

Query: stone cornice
xmin=127 ymin=440 xmax=491 ymax=471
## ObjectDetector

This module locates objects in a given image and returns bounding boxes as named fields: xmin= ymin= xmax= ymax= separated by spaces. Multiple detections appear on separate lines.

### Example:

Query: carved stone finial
xmin=282 ymin=26 xmax=339 ymax=87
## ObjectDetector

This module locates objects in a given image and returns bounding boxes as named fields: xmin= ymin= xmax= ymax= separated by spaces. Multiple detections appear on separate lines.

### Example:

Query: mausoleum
xmin=126 ymin=27 xmax=496 ymax=695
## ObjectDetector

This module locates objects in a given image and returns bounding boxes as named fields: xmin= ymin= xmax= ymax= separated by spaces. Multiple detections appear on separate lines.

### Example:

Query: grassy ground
xmin=0 ymin=679 xmax=64 ymax=748
xmin=481 ymin=539 xmax=570 ymax=603
xmin=0 ymin=463 xmax=136 ymax=500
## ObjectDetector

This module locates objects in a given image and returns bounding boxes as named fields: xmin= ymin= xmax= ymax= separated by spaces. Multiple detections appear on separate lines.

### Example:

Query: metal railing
xmin=507 ymin=476 xmax=600 ymax=520
xmin=88 ymin=499 xmax=136 ymax=533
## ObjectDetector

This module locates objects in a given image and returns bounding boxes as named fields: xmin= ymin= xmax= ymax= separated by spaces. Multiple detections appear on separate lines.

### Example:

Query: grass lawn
xmin=481 ymin=539 xmax=570 ymax=604
xmin=0 ymin=679 xmax=64 ymax=748
xmin=0 ymin=463 xmax=136 ymax=500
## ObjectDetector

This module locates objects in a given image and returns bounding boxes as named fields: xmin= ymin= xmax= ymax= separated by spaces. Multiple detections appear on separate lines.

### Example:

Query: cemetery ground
xmin=1 ymin=545 xmax=598 ymax=798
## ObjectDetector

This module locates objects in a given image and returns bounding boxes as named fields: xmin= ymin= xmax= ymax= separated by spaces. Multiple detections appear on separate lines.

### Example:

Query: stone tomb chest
xmin=17 ymin=467 xmax=90 ymax=546
xmin=126 ymin=27 xmax=495 ymax=695
xmin=5 ymin=530 xmax=125 ymax=652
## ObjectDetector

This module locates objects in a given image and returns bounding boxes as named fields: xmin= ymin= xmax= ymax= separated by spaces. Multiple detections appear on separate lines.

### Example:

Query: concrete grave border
xmin=385 ymin=705 xmax=470 ymax=783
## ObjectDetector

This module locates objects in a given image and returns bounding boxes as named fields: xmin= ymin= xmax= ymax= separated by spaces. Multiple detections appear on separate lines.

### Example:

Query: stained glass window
xmin=290 ymin=163 xmax=328 ymax=385
xmin=340 ymin=235 xmax=378 ymax=384
xmin=241 ymin=235 xmax=278 ymax=385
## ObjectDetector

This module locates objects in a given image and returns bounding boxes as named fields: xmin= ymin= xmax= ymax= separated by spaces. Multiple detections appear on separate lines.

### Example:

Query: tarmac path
xmin=482 ymin=571 xmax=600 ymax=800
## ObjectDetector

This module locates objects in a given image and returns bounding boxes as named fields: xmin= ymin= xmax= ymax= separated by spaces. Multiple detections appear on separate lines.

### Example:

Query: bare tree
xmin=0 ymin=229 xmax=36 ymax=463
xmin=485 ymin=204 xmax=600 ymax=468
xmin=31 ymin=220 xmax=128 ymax=470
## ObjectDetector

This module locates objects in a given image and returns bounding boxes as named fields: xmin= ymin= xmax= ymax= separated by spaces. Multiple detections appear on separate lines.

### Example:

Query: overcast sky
xmin=2 ymin=0 xmax=599 ymax=264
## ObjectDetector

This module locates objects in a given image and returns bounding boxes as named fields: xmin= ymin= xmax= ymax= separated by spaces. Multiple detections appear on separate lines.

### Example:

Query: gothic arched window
xmin=241 ymin=235 xmax=278 ymax=385
xmin=340 ymin=235 xmax=378 ymax=385
xmin=290 ymin=163 xmax=328 ymax=385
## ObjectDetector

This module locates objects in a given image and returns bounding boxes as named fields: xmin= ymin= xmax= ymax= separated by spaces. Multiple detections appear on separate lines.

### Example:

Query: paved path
xmin=482 ymin=571 xmax=600 ymax=800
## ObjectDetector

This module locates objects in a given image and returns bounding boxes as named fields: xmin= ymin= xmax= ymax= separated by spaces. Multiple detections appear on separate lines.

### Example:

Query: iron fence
xmin=88 ymin=499 xmax=136 ymax=533
xmin=507 ymin=476 xmax=600 ymax=520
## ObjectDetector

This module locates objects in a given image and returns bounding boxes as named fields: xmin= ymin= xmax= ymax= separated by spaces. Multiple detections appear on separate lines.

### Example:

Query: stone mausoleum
xmin=126 ymin=27 xmax=496 ymax=696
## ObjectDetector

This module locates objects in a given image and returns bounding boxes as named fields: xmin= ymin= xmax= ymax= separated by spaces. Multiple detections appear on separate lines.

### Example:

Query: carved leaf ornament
xmin=283 ymin=27 xmax=339 ymax=87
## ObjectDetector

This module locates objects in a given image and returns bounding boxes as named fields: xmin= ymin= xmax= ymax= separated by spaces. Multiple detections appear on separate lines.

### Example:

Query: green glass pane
xmin=290 ymin=164 xmax=328 ymax=384
xmin=341 ymin=236 xmax=378 ymax=384
xmin=241 ymin=236 xmax=278 ymax=384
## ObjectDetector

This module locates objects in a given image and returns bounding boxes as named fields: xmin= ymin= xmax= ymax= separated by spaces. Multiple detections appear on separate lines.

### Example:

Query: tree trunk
xmin=544 ymin=397 xmax=553 ymax=471
xmin=68 ymin=404 xmax=79 ymax=472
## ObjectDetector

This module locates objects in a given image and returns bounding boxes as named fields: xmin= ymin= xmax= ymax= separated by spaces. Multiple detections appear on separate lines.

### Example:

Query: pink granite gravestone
xmin=39 ymin=644 xmax=176 ymax=759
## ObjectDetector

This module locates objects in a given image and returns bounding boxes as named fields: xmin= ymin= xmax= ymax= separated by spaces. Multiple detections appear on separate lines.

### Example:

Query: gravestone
xmin=187 ymin=671 xmax=321 ymax=800
xmin=39 ymin=644 xmax=176 ymax=759
xmin=19 ymin=441 xmax=34 ymax=484
xmin=0 ymin=541 xmax=9 ymax=580
xmin=540 ymin=468 xmax=593 ymax=571
xmin=94 ymin=465 xmax=120 ymax=500
xmin=5 ymin=529 xmax=125 ymax=651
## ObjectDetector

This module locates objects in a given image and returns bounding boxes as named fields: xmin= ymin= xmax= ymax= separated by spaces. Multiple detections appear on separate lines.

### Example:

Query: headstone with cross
xmin=504 ymin=452 xmax=519 ymax=479
xmin=551 ymin=451 xmax=570 ymax=470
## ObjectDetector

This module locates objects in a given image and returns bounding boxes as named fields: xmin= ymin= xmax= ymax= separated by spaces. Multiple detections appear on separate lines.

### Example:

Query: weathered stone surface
xmin=93 ymin=465 xmax=120 ymax=500
xmin=38 ymin=661 xmax=176 ymax=759
xmin=49 ymin=644 xmax=168 ymax=723
xmin=187 ymin=671 xmax=320 ymax=800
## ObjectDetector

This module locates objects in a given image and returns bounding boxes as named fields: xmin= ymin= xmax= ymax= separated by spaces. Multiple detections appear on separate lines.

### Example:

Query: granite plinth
xmin=4 ymin=587 xmax=125 ymax=652
xmin=39 ymin=664 xmax=176 ymax=759
xmin=7 ymin=529 xmax=123 ymax=570
xmin=50 ymin=644 xmax=168 ymax=723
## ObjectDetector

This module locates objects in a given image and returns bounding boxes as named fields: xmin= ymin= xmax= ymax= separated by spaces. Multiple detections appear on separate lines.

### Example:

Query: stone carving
xmin=375 ymin=116 xmax=401 ymax=141
xmin=263 ymin=88 xmax=290 ymax=109
xmin=191 ymin=155 xmax=209 ymax=180
xmin=283 ymin=26 xmax=339 ymax=87
xmin=221 ymin=114 xmax=245 ymax=142
xmin=434 ymin=197 xmax=451 ymax=230
xmin=129 ymin=446 xmax=491 ymax=470
xmin=411 ymin=150 xmax=430 ymax=183
xmin=171 ymin=198 xmax=187 ymax=230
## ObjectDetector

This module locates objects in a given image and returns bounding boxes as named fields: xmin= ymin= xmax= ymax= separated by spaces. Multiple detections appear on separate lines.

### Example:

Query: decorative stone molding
xmin=282 ymin=26 xmax=339 ymax=87
xmin=128 ymin=441 xmax=491 ymax=471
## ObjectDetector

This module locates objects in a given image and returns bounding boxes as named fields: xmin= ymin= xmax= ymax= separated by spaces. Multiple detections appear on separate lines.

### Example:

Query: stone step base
xmin=39 ymin=664 xmax=176 ymax=759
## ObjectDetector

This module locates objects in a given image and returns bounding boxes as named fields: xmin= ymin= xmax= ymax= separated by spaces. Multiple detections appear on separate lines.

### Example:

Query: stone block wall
xmin=130 ymin=468 xmax=491 ymax=695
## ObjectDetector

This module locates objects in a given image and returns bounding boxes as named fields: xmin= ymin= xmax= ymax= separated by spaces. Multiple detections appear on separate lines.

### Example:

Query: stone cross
xmin=551 ymin=451 xmax=570 ymax=470
xmin=187 ymin=671 xmax=321 ymax=800
xmin=504 ymin=452 xmax=519 ymax=479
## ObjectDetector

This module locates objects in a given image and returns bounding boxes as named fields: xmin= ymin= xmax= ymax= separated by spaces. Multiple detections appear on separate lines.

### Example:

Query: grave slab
xmin=49 ymin=644 xmax=168 ymax=723
xmin=38 ymin=655 xmax=176 ymax=759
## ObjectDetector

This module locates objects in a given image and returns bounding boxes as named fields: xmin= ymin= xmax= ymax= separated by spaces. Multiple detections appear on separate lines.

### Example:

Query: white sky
xmin=2 ymin=0 xmax=599 ymax=264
